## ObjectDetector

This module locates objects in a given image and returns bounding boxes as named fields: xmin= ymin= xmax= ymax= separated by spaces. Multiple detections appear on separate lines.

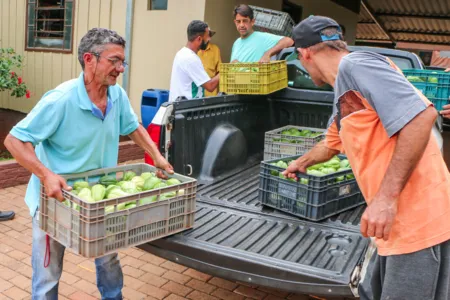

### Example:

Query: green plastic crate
xmin=403 ymin=69 xmax=450 ymax=111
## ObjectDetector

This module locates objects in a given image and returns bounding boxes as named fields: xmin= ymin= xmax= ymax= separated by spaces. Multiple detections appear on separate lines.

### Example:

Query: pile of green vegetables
xmin=406 ymin=75 xmax=438 ymax=83
xmin=270 ymin=156 xmax=354 ymax=185
xmin=273 ymin=128 xmax=322 ymax=143
xmin=65 ymin=171 xmax=182 ymax=213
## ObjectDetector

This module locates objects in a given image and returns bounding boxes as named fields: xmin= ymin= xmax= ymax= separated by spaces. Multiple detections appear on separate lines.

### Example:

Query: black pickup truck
xmin=138 ymin=46 xmax=443 ymax=298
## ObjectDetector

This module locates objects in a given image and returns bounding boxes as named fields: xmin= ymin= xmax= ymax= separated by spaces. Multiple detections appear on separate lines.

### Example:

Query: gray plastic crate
xmin=249 ymin=5 xmax=295 ymax=37
xmin=39 ymin=163 xmax=197 ymax=258
xmin=264 ymin=125 xmax=325 ymax=160
xmin=259 ymin=155 xmax=364 ymax=221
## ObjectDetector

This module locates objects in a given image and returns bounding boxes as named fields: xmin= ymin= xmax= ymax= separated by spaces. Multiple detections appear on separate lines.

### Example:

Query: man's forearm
xmin=4 ymin=134 xmax=50 ymax=181
xmin=204 ymin=74 xmax=219 ymax=92
xmin=297 ymin=140 xmax=340 ymax=167
xmin=128 ymin=125 xmax=163 ymax=160
xmin=377 ymin=107 xmax=437 ymax=199
xmin=265 ymin=37 xmax=294 ymax=57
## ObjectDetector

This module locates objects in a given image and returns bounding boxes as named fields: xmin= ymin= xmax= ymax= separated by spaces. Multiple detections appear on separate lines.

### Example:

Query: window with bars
xmin=26 ymin=0 xmax=74 ymax=52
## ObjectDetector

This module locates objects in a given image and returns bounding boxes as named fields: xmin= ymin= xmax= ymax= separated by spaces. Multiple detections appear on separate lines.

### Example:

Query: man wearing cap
xmin=231 ymin=4 xmax=294 ymax=63
xmin=283 ymin=15 xmax=450 ymax=300
xmin=169 ymin=20 xmax=219 ymax=102
xmin=198 ymin=29 xmax=222 ymax=96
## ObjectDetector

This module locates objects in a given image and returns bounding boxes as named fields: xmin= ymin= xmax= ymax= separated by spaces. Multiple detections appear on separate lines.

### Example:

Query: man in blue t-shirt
xmin=231 ymin=4 xmax=294 ymax=63
xmin=4 ymin=28 xmax=173 ymax=299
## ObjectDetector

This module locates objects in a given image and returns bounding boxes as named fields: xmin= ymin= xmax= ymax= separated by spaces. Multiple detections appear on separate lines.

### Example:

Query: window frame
xmin=25 ymin=0 xmax=75 ymax=53
xmin=147 ymin=0 xmax=168 ymax=11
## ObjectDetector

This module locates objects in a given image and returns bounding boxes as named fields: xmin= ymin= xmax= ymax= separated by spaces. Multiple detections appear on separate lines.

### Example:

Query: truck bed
xmin=139 ymin=164 xmax=368 ymax=297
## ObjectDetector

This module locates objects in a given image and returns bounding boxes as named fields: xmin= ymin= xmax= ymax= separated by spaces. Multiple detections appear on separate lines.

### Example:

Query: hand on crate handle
xmin=43 ymin=171 xmax=72 ymax=202
xmin=440 ymin=68 xmax=450 ymax=119
xmin=259 ymin=54 xmax=271 ymax=64
xmin=154 ymin=155 xmax=174 ymax=179
xmin=282 ymin=159 xmax=307 ymax=180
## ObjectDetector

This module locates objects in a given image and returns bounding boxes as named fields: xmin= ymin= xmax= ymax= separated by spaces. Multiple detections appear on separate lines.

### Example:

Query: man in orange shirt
xmin=284 ymin=16 xmax=450 ymax=300
xmin=198 ymin=29 xmax=222 ymax=96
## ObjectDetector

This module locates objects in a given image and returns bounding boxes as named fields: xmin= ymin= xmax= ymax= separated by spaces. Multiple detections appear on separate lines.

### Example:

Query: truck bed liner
xmin=196 ymin=165 xmax=365 ymax=229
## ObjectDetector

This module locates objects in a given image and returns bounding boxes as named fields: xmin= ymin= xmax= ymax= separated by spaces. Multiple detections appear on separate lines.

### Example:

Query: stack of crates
xmin=249 ymin=5 xmax=295 ymax=37
xmin=39 ymin=164 xmax=197 ymax=258
xmin=219 ymin=61 xmax=288 ymax=95
xmin=403 ymin=69 xmax=450 ymax=111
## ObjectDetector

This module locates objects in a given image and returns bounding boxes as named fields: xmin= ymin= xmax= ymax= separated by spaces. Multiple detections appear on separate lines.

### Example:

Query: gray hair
xmin=78 ymin=28 xmax=126 ymax=69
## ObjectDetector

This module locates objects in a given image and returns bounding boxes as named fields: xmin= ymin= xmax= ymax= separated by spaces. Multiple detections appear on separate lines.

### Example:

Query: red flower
xmin=26 ymin=90 xmax=30 ymax=99
xmin=18 ymin=77 xmax=22 ymax=84
xmin=10 ymin=71 xmax=15 ymax=78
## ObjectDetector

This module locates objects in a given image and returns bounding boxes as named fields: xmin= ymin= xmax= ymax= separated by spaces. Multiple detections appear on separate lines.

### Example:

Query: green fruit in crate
xmin=307 ymin=169 xmax=326 ymax=177
xmin=105 ymin=205 xmax=115 ymax=214
xmin=71 ymin=189 xmax=79 ymax=196
xmin=320 ymin=167 xmax=337 ymax=175
xmin=106 ymin=185 xmax=119 ymax=196
xmin=122 ymin=171 xmax=136 ymax=181
xmin=300 ymin=178 xmax=309 ymax=185
xmin=125 ymin=202 xmax=137 ymax=209
xmin=91 ymin=184 xmax=106 ymax=201
xmin=340 ymin=159 xmax=350 ymax=168
xmin=131 ymin=176 xmax=145 ymax=189
xmin=119 ymin=181 xmax=138 ymax=194
xmin=428 ymin=77 xmax=438 ymax=83
xmin=73 ymin=203 xmax=80 ymax=211
xmin=143 ymin=177 xmax=161 ymax=191
xmin=346 ymin=174 xmax=355 ymax=180
xmin=106 ymin=188 xmax=129 ymax=199
xmin=73 ymin=181 xmax=89 ymax=190
xmin=324 ymin=160 xmax=340 ymax=169
xmin=275 ymin=160 xmax=288 ymax=169
xmin=140 ymin=172 xmax=154 ymax=180
xmin=154 ymin=182 xmax=168 ymax=189
xmin=307 ymin=163 xmax=324 ymax=171
xmin=166 ymin=178 xmax=181 ymax=186
xmin=78 ymin=188 xmax=94 ymax=202
xmin=336 ymin=176 xmax=345 ymax=182
xmin=338 ymin=167 xmax=351 ymax=172
xmin=140 ymin=196 xmax=158 ymax=204
xmin=99 ymin=175 xmax=117 ymax=186
xmin=281 ymin=130 xmax=290 ymax=135
xmin=406 ymin=75 xmax=424 ymax=82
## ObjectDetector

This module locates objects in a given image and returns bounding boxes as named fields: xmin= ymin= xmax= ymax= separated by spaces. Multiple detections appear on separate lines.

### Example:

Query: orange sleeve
xmin=325 ymin=120 xmax=344 ymax=153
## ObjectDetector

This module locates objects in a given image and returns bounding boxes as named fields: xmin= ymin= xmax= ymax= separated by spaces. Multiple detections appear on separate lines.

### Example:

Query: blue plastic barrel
xmin=141 ymin=89 xmax=169 ymax=129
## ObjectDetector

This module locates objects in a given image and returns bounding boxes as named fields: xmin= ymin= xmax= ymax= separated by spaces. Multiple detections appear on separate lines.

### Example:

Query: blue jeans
xmin=31 ymin=213 xmax=123 ymax=300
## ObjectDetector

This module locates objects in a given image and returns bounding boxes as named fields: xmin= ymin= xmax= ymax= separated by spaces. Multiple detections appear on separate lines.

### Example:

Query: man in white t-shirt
xmin=169 ymin=20 xmax=220 ymax=102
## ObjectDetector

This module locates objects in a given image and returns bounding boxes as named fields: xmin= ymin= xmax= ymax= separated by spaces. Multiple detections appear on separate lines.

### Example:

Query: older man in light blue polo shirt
xmin=4 ymin=28 xmax=173 ymax=299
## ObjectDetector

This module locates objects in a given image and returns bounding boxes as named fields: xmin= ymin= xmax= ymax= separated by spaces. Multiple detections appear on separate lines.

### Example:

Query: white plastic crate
xmin=249 ymin=5 xmax=295 ymax=37
xmin=39 ymin=163 xmax=197 ymax=258
xmin=264 ymin=125 xmax=325 ymax=160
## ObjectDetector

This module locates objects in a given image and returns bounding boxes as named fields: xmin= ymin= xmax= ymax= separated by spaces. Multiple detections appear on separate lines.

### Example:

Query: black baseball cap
xmin=293 ymin=15 xmax=343 ymax=49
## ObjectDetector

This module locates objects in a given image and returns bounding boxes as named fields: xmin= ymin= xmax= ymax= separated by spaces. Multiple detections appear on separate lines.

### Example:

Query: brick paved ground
xmin=0 ymin=184 xmax=353 ymax=300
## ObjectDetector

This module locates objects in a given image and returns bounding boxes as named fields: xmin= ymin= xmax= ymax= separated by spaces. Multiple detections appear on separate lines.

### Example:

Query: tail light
xmin=144 ymin=123 xmax=162 ymax=166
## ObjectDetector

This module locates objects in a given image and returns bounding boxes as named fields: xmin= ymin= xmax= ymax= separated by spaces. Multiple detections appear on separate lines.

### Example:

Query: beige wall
xmin=128 ymin=0 xmax=206 ymax=118
xmin=0 ymin=0 xmax=127 ymax=113
xmin=291 ymin=0 xmax=358 ymax=45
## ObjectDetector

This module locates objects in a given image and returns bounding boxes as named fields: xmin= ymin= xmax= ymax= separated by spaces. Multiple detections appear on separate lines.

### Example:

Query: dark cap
xmin=209 ymin=29 xmax=216 ymax=37
xmin=293 ymin=15 xmax=342 ymax=48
